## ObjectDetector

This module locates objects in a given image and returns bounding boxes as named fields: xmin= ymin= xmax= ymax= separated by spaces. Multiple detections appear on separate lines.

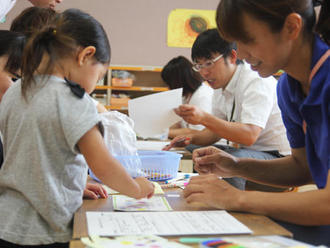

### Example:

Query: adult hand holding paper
xmin=128 ymin=88 xmax=182 ymax=137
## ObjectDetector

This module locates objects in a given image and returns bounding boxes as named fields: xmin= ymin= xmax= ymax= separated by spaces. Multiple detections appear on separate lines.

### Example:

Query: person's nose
xmin=199 ymin=67 xmax=211 ymax=79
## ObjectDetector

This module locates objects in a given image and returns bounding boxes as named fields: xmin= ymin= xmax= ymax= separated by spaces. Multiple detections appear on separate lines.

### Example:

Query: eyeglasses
xmin=192 ymin=54 xmax=224 ymax=72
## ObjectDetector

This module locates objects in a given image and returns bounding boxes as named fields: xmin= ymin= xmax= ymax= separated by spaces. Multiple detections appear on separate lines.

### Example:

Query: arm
xmin=96 ymin=102 xmax=108 ymax=113
xmin=183 ymin=172 xmax=330 ymax=225
xmin=168 ymin=122 xmax=198 ymax=139
xmin=175 ymin=104 xmax=262 ymax=146
xmin=168 ymin=127 xmax=199 ymax=139
xmin=78 ymin=126 xmax=154 ymax=199
xmin=163 ymin=128 xmax=219 ymax=150
xmin=194 ymin=146 xmax=312 ymax=187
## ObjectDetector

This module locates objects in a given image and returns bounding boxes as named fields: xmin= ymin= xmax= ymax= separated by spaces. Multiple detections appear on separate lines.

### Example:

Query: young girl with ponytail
xmin=0 ymin=8 xmax=154 ymax=247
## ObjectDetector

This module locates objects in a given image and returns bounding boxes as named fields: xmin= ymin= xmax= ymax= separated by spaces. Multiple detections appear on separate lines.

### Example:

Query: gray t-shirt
xmin=0 ymin=75 xmax=101 ymax=245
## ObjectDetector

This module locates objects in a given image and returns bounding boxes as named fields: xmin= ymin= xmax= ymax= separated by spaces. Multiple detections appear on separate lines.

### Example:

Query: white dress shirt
xmin=212 ymin=63 xmax=290 ymax=155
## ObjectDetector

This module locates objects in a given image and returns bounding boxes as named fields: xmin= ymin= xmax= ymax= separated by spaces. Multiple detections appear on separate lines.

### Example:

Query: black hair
xmin=22 ymin=8 xmax=111 ymax=97
xmin=0 ymin=30 xmax=25 ymax=76
xmin=216 ymin=0 xmax=329 ymax=45
xmin=161 ymin=56 xmax=203 ymax=97
xmin=191 ymin=28 xmax=243 ymax=64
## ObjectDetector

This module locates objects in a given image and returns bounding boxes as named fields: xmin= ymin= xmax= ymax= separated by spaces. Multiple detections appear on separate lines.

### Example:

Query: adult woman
xmin=183 ymin=0 xmax=329 ymax=244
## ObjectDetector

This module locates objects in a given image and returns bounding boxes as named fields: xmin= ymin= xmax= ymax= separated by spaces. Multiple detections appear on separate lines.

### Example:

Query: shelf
xmin=95 ymin=85 xmax=168 ymax=92
xmin=92 ymin=65 xmax=167 ymax=114
xmin=105 ymin=105 xmax=128 ymax=111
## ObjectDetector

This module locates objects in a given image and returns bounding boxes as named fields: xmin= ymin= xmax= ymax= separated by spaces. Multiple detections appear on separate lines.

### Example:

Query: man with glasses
xmin=165 ymin=29 xmax=290 ymax=191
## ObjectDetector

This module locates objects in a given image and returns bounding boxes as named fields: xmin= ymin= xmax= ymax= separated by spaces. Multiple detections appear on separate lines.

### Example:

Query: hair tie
xmin=53 ymin=29 xmax=57 ymax=35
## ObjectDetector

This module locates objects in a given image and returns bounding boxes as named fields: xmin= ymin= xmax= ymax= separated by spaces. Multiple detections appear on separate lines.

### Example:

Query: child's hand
xmin=134 ymin=177 xmax=155 ymax=199
xmin=83 ymin=183 xmax=108 ymax=199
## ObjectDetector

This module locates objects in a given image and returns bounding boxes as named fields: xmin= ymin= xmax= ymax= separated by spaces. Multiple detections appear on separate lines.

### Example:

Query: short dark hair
xmin=161 ymin=56 xmax=203 ymax=97
xmin=0 ymin=30 xmax=25 ymax=75
xmin=191 ymin=28 xmax=242 ymax=64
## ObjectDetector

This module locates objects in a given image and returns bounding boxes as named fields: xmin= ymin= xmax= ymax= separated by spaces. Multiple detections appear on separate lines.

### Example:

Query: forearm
xmin=201 ymin=113 xmax=260 ymax=146
xmin=236 ymin=186 xmax=330 ymax=225
xmin=234 ymin=155 xmax=313 ymax=187
xmin=79 ymin=126 xmax=141 ymax=199
xmin=190 ymin=129 xmax=220 ymax=146
xmin=168 ymin=127 xmax=199 ymax=139
xmin=92 ymin=158 xmax=141 ymax=198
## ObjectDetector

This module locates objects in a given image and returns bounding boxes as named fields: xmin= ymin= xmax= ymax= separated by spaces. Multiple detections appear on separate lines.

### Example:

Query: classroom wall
xmin=2 ymin=0 xmax=220 ymax=68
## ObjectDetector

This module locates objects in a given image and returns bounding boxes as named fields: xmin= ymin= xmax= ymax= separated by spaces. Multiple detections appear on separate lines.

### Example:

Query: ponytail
xmin=315 ymin=0 xmax=330 ymax=44
xmin=21 ymin=8 xmax=111 ymax=99
xmin=21 ymin=18 xmax=76 ymax=98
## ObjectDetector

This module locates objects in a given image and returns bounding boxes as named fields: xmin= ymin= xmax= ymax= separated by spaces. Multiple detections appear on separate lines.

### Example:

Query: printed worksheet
xmin=86 ymin=211 xmax=253 ymax=236
xmin=112 ymin=195 xmax=172 ymax=211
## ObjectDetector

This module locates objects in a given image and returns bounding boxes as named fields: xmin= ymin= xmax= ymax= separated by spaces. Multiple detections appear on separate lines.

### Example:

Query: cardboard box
xmin=112 ymin=78 xmax=133 ymax=87
xmin=110 ymin=97 xmax=130 ymax=107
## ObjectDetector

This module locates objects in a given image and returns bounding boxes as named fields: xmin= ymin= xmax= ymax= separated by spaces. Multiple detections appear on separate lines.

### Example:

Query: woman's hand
xmin=193 ymin=146 xmax=239 ymax=177
xmin=183 ymin=174 xmax=242 ymax=210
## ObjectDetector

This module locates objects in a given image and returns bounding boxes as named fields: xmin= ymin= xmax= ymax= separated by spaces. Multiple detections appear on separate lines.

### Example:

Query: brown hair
xmin=10 ymin=7 xmax=57 ymax=38
xmin=216 ymin=0 xmax=329 ymax=44
xmin=21 ymin=8 xmax=111 ymax=98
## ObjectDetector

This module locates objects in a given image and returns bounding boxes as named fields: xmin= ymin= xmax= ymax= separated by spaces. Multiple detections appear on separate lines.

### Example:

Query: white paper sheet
xmin=136 ymin=140 xmax=170 ymax=151
xmin=86 ymin=210 xmax=252 ymax=236
xmin=128 ymin=88 xmax=182 ymax=137
xmin=112 ymin=195 xmax=172 ymax=211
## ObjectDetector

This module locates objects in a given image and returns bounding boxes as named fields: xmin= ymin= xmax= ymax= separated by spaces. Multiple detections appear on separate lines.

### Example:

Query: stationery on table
xmin=161 ymin=181 xmax=189 ymax=189
xmin=200 ymin=235 xmax=319 ymax=248
xmin=112 ymin=195 xmax=172 ymax=212
xmin=128 ymin=88 xmax=182 ymax=138
xmin=81 ymin=235 xmax=190 ymax=248
xmin=165 ymin=173 xmax=190 ymax=184
xmin=86 ymin=210 xmax=253 ymax=236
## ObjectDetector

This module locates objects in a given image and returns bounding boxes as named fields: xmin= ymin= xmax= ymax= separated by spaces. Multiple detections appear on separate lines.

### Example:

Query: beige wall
xmin=1 ymin=0 xmax=220 ymax=67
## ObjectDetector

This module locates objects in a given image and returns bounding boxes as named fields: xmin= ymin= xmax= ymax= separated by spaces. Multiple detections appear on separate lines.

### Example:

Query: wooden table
xmin=70 ymin=188 xmax=292 ymax=248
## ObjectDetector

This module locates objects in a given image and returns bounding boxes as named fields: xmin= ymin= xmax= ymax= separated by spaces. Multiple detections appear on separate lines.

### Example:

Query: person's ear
xmin=229 ymin=49 xmax=237 ymax=64
xmin=282 ymin=13 xmax=303 ymax=40
xmin=77 ymin=46 xmax=96 ymax=66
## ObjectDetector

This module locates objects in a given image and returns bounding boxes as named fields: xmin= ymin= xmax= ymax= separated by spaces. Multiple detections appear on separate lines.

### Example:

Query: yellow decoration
xmin=167 ymin=9 xmax=216 ymax=48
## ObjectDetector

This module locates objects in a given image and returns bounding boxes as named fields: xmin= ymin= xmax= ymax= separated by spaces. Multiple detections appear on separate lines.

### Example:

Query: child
xmin=161 ymin=56 xmax=213 ymax=138
xmin=0 ymin=8 xmax=154 ymax=247
xmin=6 ymin=7 xmax=108 ymax=200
